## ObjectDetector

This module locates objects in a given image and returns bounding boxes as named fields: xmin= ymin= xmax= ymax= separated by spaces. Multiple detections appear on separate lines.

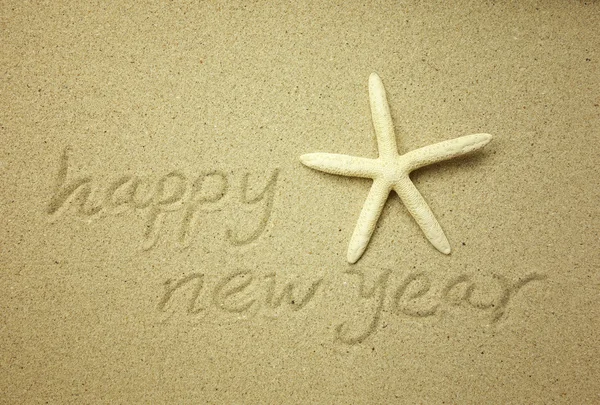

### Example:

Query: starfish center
xmin=379 ymin=156 xmax=409 ymax=184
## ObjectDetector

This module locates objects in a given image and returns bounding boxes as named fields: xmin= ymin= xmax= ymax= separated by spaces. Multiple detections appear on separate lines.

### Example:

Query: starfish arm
xmin=347 ymin=178 xmax=391 ymax=263
xmin=403 ymin=133 xmax=492 ymax=171
xmin=300 ymin=153 xmax=380 ymax=178
xmin=369 ymin=73 xmax=398 ymax=159
xmin=393 ymin=177 xmax=451 ymax=255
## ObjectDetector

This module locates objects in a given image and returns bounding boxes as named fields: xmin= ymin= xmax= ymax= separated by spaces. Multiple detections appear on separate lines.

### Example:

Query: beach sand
xmin=1 ymin=0 xmax=599 ymax=403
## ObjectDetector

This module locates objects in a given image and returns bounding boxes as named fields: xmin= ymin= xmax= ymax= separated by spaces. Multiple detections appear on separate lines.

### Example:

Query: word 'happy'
xmin=47 ymin=148 xmax=279 ymax=249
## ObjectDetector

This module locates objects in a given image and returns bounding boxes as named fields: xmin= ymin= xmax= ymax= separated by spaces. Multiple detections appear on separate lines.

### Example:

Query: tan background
xmin=1 ymin=0 xmax=599 ymax=403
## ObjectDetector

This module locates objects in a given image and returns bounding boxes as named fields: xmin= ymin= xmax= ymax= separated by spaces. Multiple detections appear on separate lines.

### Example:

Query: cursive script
xmin=47 ymin=147 xmax=279 ymax=249
xmin=336 ymin=268 xmax=546 ymax=344
xmin=157 ymin=266 xmax=546 ymax=344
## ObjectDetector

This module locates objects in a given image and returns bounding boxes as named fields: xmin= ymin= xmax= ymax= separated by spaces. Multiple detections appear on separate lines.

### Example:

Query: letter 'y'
xmin=227 ymin=170 xmax=279 ymax=245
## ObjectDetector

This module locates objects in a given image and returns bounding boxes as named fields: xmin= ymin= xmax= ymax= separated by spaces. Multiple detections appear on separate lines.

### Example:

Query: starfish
xmin=300 ymin=73 xmax=492 ymax=263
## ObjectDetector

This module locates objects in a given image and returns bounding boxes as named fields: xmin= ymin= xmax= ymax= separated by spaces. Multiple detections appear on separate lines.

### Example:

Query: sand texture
xmin=1 ymin=0 xmax=599 ymax=403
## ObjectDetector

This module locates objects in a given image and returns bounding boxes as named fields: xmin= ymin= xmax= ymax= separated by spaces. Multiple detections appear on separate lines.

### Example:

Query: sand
xmin=1 ymin=0 xmax=599 ymax=403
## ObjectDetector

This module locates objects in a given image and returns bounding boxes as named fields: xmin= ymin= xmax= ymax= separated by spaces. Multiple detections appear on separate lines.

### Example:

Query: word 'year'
xmin=47 ymin=148 xmax=279 ymax=249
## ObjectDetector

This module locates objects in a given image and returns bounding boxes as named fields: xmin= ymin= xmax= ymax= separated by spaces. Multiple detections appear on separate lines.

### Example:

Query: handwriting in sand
xmin=157 ymin=267 xmax=546 ymax=344
xmin=47 ymin=147 xmax=278 ymax=249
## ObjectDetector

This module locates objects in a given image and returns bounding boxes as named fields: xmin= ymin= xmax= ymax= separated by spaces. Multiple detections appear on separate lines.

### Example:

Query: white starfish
xmin=300 ymin=73 xmax=492 ymax=263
